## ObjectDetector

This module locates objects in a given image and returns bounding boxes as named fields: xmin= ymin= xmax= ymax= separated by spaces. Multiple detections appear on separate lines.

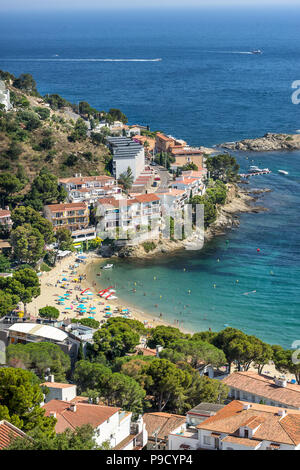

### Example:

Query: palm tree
xmin=118 ymin=167 xmax=134 ymax=193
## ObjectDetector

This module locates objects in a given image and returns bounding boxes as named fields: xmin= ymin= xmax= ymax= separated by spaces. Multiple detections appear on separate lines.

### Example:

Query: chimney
xmin=69 ymin=403 xmax=77 ymax=412
xmin=49 ymin=411 xmax=56 ymax=418
xmin=274 ymin=377 xmax=287 ymax=388
xmin=243 ymin=403 xmax=251 ymax=410
xmin=278 ymin=409 xmax=287 ymax=418
xmin=48 ymin=374 xmax=55 ymax=383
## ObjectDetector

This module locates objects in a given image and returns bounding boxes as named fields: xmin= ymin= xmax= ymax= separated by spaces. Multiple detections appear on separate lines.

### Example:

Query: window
xmin=244 ymin=429 xmax=249 ymax=438
xmin=203 ymin=436 xmax=211 ymax=445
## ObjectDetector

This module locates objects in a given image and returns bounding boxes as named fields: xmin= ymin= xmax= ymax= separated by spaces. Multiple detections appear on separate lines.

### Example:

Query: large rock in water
xmin=220 ymin=133 xmax=300 ymax=152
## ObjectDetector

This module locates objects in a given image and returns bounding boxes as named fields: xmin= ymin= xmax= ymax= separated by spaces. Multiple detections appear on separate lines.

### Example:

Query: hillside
xmin=0 ymin=78 xmax=112 ymax=185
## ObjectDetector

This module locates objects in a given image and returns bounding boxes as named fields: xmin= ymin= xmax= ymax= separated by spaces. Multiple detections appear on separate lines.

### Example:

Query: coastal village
xmin=1 ymin=73 xmax=300 ymax=452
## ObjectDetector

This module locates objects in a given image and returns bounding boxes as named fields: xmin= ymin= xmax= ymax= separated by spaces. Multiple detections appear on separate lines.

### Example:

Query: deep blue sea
xmin=0 ymin=8 xmax=300 ymax=347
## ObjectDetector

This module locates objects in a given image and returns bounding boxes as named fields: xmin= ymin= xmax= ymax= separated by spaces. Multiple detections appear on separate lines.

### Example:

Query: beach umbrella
xmin=88 ymin=316 xmax=95 ymax=319
xmin=90 ymin=307 xmax=96 ymax=310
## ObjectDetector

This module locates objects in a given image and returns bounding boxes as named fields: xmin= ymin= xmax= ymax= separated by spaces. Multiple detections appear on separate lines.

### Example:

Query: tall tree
xmin=10 ymin=225 xmax=45 ymax=266
xmin=0 ymin=368 xmax=56 ymax=436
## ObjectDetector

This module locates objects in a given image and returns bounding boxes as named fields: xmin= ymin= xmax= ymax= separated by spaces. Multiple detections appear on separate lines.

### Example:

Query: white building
xmin=96 ymin=195 xmax=161 ymax=240
xmin=168 ymin=400 xmax=300 ymax=451
xmin=222 ymin=371 xmax=300 ymax=410
xmin=59 ymin=175 xmax=121 ymax=205
xmin=157 ymin=188 xmax=188 ymax=215
xmin=43 ymin=399 xmax=148 ymax=450
xmin=41 ymin=380 xmax=77 ymax=403
xmin=107 ymin=137 xmax=145 ymax=180
xmin=171 ymin=176 xmax=206 ymax=197
xmin=0 ymin=80 xmax=11 ymax=111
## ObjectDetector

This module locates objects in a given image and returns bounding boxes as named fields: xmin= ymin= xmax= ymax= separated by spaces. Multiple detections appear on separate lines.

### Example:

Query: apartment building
xmin=107 ymin=137 xmax=145 ymax=180
xmin=168 ymin=400 xmax=300 ymax=451
xmin=59 ymin=175 xmax=121 ymax=205
xmin=44 ymin=202 xmax=89 ymax=232
xmin=96 ymin=195 xmax=161 ymax=238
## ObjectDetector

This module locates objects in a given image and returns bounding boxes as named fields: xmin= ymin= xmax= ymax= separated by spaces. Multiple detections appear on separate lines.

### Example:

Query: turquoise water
xmin=0 ymin=9 xmax=300 ymax=346
xmin=90 ymin=151 xmax=300 ymax=348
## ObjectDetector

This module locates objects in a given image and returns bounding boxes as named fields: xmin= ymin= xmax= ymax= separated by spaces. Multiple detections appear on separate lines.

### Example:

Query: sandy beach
xmin=26 ymin=251 xmax=174 ymax=330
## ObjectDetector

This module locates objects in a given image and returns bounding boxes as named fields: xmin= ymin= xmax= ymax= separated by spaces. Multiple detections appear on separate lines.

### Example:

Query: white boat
xmin=278 ymin=170 xmax=289 ymax=175
xmin=102 ymin=264 xmax=113 ymax=269
xmin=251 ymin=50 xmax=262 ymax=55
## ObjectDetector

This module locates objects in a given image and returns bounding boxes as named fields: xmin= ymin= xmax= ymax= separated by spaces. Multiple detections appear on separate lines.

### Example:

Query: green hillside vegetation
xmin=0 ymin=70 xmax=127 ymax=183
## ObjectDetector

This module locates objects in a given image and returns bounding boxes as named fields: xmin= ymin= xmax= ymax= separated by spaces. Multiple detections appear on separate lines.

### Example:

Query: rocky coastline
xmin=219 ymin=132 xmax=300 ymax=152
xmin=99 ymin=184 xmax=267 ymax=259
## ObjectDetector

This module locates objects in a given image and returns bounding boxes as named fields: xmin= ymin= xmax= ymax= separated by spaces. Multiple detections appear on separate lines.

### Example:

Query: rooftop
xmin=0 ymin=210 xmax=11 ymax=218
xmin=41 ymin=382 xmax=76 ymax=389
xmin=143 ymin=412 xmax=186 ymax=440
xmin=134 ymin=194 xmax=160 ymax=203
xmin=223 ymin=371 xmax=300 ymax=408
xmin=45 ymin=202 xmax=87 ymax=212
xmin=188 ymin=402 xmax=226 ymax=415
xmin=43 ymin=400 xmax=121 ymax=433
xmin=0 ymin=420 xmax=27 ymax=450
xmin=197 ymin=400 xmax=300 ymax=446
xmin=8 ymin=323 xmax=68 ymax=343
xmin=59 ymin=175 xmax=114 ymax=185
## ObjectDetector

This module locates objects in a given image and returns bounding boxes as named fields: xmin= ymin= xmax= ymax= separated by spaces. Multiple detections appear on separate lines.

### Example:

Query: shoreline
xmin=26 ymin=251 xmax=184 ymax=332
xmin=219 ymin=132 xmax=300 ymax=152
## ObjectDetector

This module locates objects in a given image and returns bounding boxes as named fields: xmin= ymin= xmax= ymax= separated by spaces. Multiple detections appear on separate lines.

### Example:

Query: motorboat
xmin=278 ymin=170 xmax=289 ymax=175
xmin=251 ymin=50 xmax=262 ymax=55
xmin=102 ymin=264 xmax=113 ymax=269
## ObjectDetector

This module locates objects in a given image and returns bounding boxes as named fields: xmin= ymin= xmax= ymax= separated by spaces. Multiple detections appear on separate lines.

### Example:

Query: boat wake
xmin=4 ymin=58 xmax=162 ymax=62
xmin=205 ymin=51 xmax=255 ymax=55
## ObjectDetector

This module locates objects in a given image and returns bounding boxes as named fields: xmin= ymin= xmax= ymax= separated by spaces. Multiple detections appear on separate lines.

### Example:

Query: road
xmin=154 ymin=166 xmax=172 ymax=192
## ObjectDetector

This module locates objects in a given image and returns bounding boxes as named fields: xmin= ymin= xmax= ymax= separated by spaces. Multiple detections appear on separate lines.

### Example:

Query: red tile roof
xmin=43 ymin=400 xmax=121 ymax=433
xmin=0 ymin=210 xmax=10 ymax=218
xmin=143 ymin=412 xmax=186 ymax=440
xmin=134 ymin=194 xmax=160 ymax=203
xmin=197 ymin=400 xmax=300 ymax=446
xmin=45 ymin=202 xmax=87 ymax=212
xmin=0 ymin=420 xmax=27 ymax=450
xmin=223 ymin=371 xmax=300 ymax=408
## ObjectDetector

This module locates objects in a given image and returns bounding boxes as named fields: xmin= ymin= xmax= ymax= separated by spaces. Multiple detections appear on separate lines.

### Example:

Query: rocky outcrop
xmin=220 ymin=133 xmax=300 ymax=152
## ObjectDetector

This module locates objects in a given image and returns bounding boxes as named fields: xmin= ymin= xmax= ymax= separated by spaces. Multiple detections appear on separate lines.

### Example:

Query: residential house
xmin=170 ymin=147 xmax=205 ymax=170
xmin=43 ymin=400 xmax=147 ymax=450
xmin=0 ymin=420 xmax=28 ymax=449
xmin=107 ymin=137 xmax=145 ymax=180
xmin=155 ymin=132 xmax=186 ymax=154
xmin=143 ymin=412 xmax=186 ymax=450
xmin=171 ymin=176 xmax=205 ymax=197
xmin=169 ymin=400 xmax=300 ymax=450
xmin=59 ymin=175 xmax=121 ymax=205
xmin=41 ymin=378 xmax=77 ymax=403
xmin=222 ymin=371 xmax=300 ymax=410
xmin=132 ymin=135 xmax=156 ymax=154
xmin=0 ymin=81 xmax=11 ymax=111
xmin=0 ymin=208 xmax=12 ymax=230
